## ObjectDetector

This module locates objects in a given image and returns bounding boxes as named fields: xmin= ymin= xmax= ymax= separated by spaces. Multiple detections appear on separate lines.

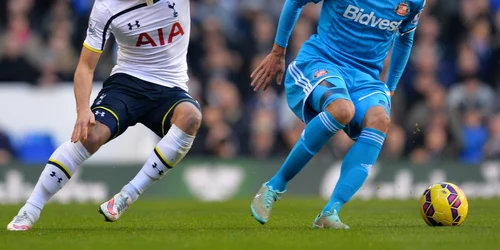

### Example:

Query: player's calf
xmin=7 ymin=124 xmax=109 ymax=230
xmin=320 ymin=106 xmax=389 ymax=224
xmin=100 ymin=122 xmax=197 ymax=221
xmin=324 ymin=98 xmax=355 ymax=125
xmin=101 ymin=102 xmax=201 ymax=222
xmin=6 ymin=127 xmax=110 ymax=230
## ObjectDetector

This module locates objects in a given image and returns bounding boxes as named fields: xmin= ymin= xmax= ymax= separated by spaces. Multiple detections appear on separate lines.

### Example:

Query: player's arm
xmin=386 ymin=32 xmax=414 ymax=96
xmin=71 ymin=2 xmax=111 ymax=142
xmin=274 ymin=0 xmax=321 ymax=49
xmin=71 ymin=47 xmax=101 ymax=143
xmin=386 ymin=1 xmax=426 ymax=96
xmin=251 ymin=0 xmax=321 ymax=91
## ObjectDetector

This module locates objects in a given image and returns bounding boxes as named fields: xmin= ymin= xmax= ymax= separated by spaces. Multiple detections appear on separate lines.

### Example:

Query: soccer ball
xmin=419 ymin=182 xmax=469 ymax=226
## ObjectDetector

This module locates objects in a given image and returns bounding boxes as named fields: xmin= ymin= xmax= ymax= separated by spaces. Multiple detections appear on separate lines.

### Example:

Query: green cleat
xmin=312 ymin=209 xmax=350 ymax=229
xmin=250 ymin=182 xmax=284 ymax=224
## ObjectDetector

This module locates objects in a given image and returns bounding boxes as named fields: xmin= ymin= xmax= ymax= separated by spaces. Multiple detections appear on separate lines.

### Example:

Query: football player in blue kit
xmin=250 ymin=0 xmax=425 ymax=229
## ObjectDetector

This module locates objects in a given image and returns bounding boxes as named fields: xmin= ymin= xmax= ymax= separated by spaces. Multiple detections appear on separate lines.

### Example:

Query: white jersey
xmin=84 ymin=0 xmax=190 ymax=91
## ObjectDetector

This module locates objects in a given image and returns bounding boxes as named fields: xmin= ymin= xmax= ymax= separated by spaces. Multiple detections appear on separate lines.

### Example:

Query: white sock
xmin=123 ymin=124 xmax=195 ymax=202
xmin=21 ymin=141 xmax=91 ymax=219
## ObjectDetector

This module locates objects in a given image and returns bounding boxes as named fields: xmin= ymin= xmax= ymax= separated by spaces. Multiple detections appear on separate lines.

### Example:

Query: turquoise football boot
xmin=250 ymin=182 xmax=284 ymax=224
xmin=312 ymin=209 xmax=350 ymax=229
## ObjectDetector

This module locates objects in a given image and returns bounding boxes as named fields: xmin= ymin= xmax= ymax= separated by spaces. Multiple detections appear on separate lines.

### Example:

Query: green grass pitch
xmin=1 ymin=198 xmax=499 ymax=250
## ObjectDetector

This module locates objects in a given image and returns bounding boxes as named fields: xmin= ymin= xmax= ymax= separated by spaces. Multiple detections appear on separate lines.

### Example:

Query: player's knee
xmin=82 ymin=122 xmax=110 ymax=154
xmin=183 ymin=111 xmax=202 ymax=134
xmin=172 ymin=103 xmax=202 ymax=136
xmin=325 ymin=99 xmax=355 ymax=125
xmin=82 ymin=133 xmax=102 ymax=154
xmin=363 ymin=107 xmax=391 ymax=133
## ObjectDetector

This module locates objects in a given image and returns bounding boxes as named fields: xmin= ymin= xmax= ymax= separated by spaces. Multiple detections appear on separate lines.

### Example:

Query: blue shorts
xmin=284 ymin=59 xmax=391 ymax=140
xmin=90 ymin=73 xmax=200 ymax=140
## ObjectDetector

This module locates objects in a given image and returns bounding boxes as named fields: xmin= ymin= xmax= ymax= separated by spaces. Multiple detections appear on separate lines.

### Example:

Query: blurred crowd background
xmin=0 ymin=0 xmax=499 ymax=165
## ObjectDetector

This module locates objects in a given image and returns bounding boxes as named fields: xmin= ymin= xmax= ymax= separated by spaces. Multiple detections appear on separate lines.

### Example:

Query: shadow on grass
xmin=23 ymin=224 xmax=435 ymax=233
xmin=23 ymin=225 xmax=324 ymax=233
xmin=7 ymin=221 xmax=493 ymax=233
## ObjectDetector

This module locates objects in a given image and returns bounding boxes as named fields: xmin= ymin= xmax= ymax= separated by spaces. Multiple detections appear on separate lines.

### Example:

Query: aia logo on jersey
xmin=395 ymin=2 xmax=410 ymax=16
xmin=135 ymin=22 xmax=185 ymax=47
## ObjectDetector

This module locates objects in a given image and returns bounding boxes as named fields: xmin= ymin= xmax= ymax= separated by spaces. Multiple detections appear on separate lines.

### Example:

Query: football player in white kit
xmin=7 ymin=0 xmax=201 ymax=231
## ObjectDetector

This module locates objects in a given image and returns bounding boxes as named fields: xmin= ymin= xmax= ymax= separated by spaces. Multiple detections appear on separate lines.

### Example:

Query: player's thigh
xmin=308 ymin=77 xmax=351 ymax=112
xmin=90 ymin=75 xmax=147 ymax=142
xmin=140 ymin=87 xmax=201 ymax=137
xmin=284 ymin=59 xmax=351 ymax=123
xmin=345 ymin=87 xmax=391 ymax=139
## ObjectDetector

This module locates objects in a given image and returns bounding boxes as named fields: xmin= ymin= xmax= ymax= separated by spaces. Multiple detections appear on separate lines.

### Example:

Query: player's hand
xmin=250 ymin=44 xmax=286 ymax=92
xmin=71 ymin=108 xmax=96 ymax=143
xmin=390 ymin=91 xmax=395 ymax=97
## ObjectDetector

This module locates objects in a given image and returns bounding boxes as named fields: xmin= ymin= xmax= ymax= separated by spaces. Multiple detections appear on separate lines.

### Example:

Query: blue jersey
xmin=316 ymin=0 xmax=424 ymax=78
xmin=275 ymin=0 xmax=425 ymax=83
xmin=276 ymin=0 xmax=425 ymax=131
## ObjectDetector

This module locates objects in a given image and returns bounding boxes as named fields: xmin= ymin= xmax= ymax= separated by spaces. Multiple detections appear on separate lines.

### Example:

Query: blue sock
xmin=323 ymin=128 xmax=386 ymax=214
xmin=267 ymin=112 xmax=344 ymax=191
